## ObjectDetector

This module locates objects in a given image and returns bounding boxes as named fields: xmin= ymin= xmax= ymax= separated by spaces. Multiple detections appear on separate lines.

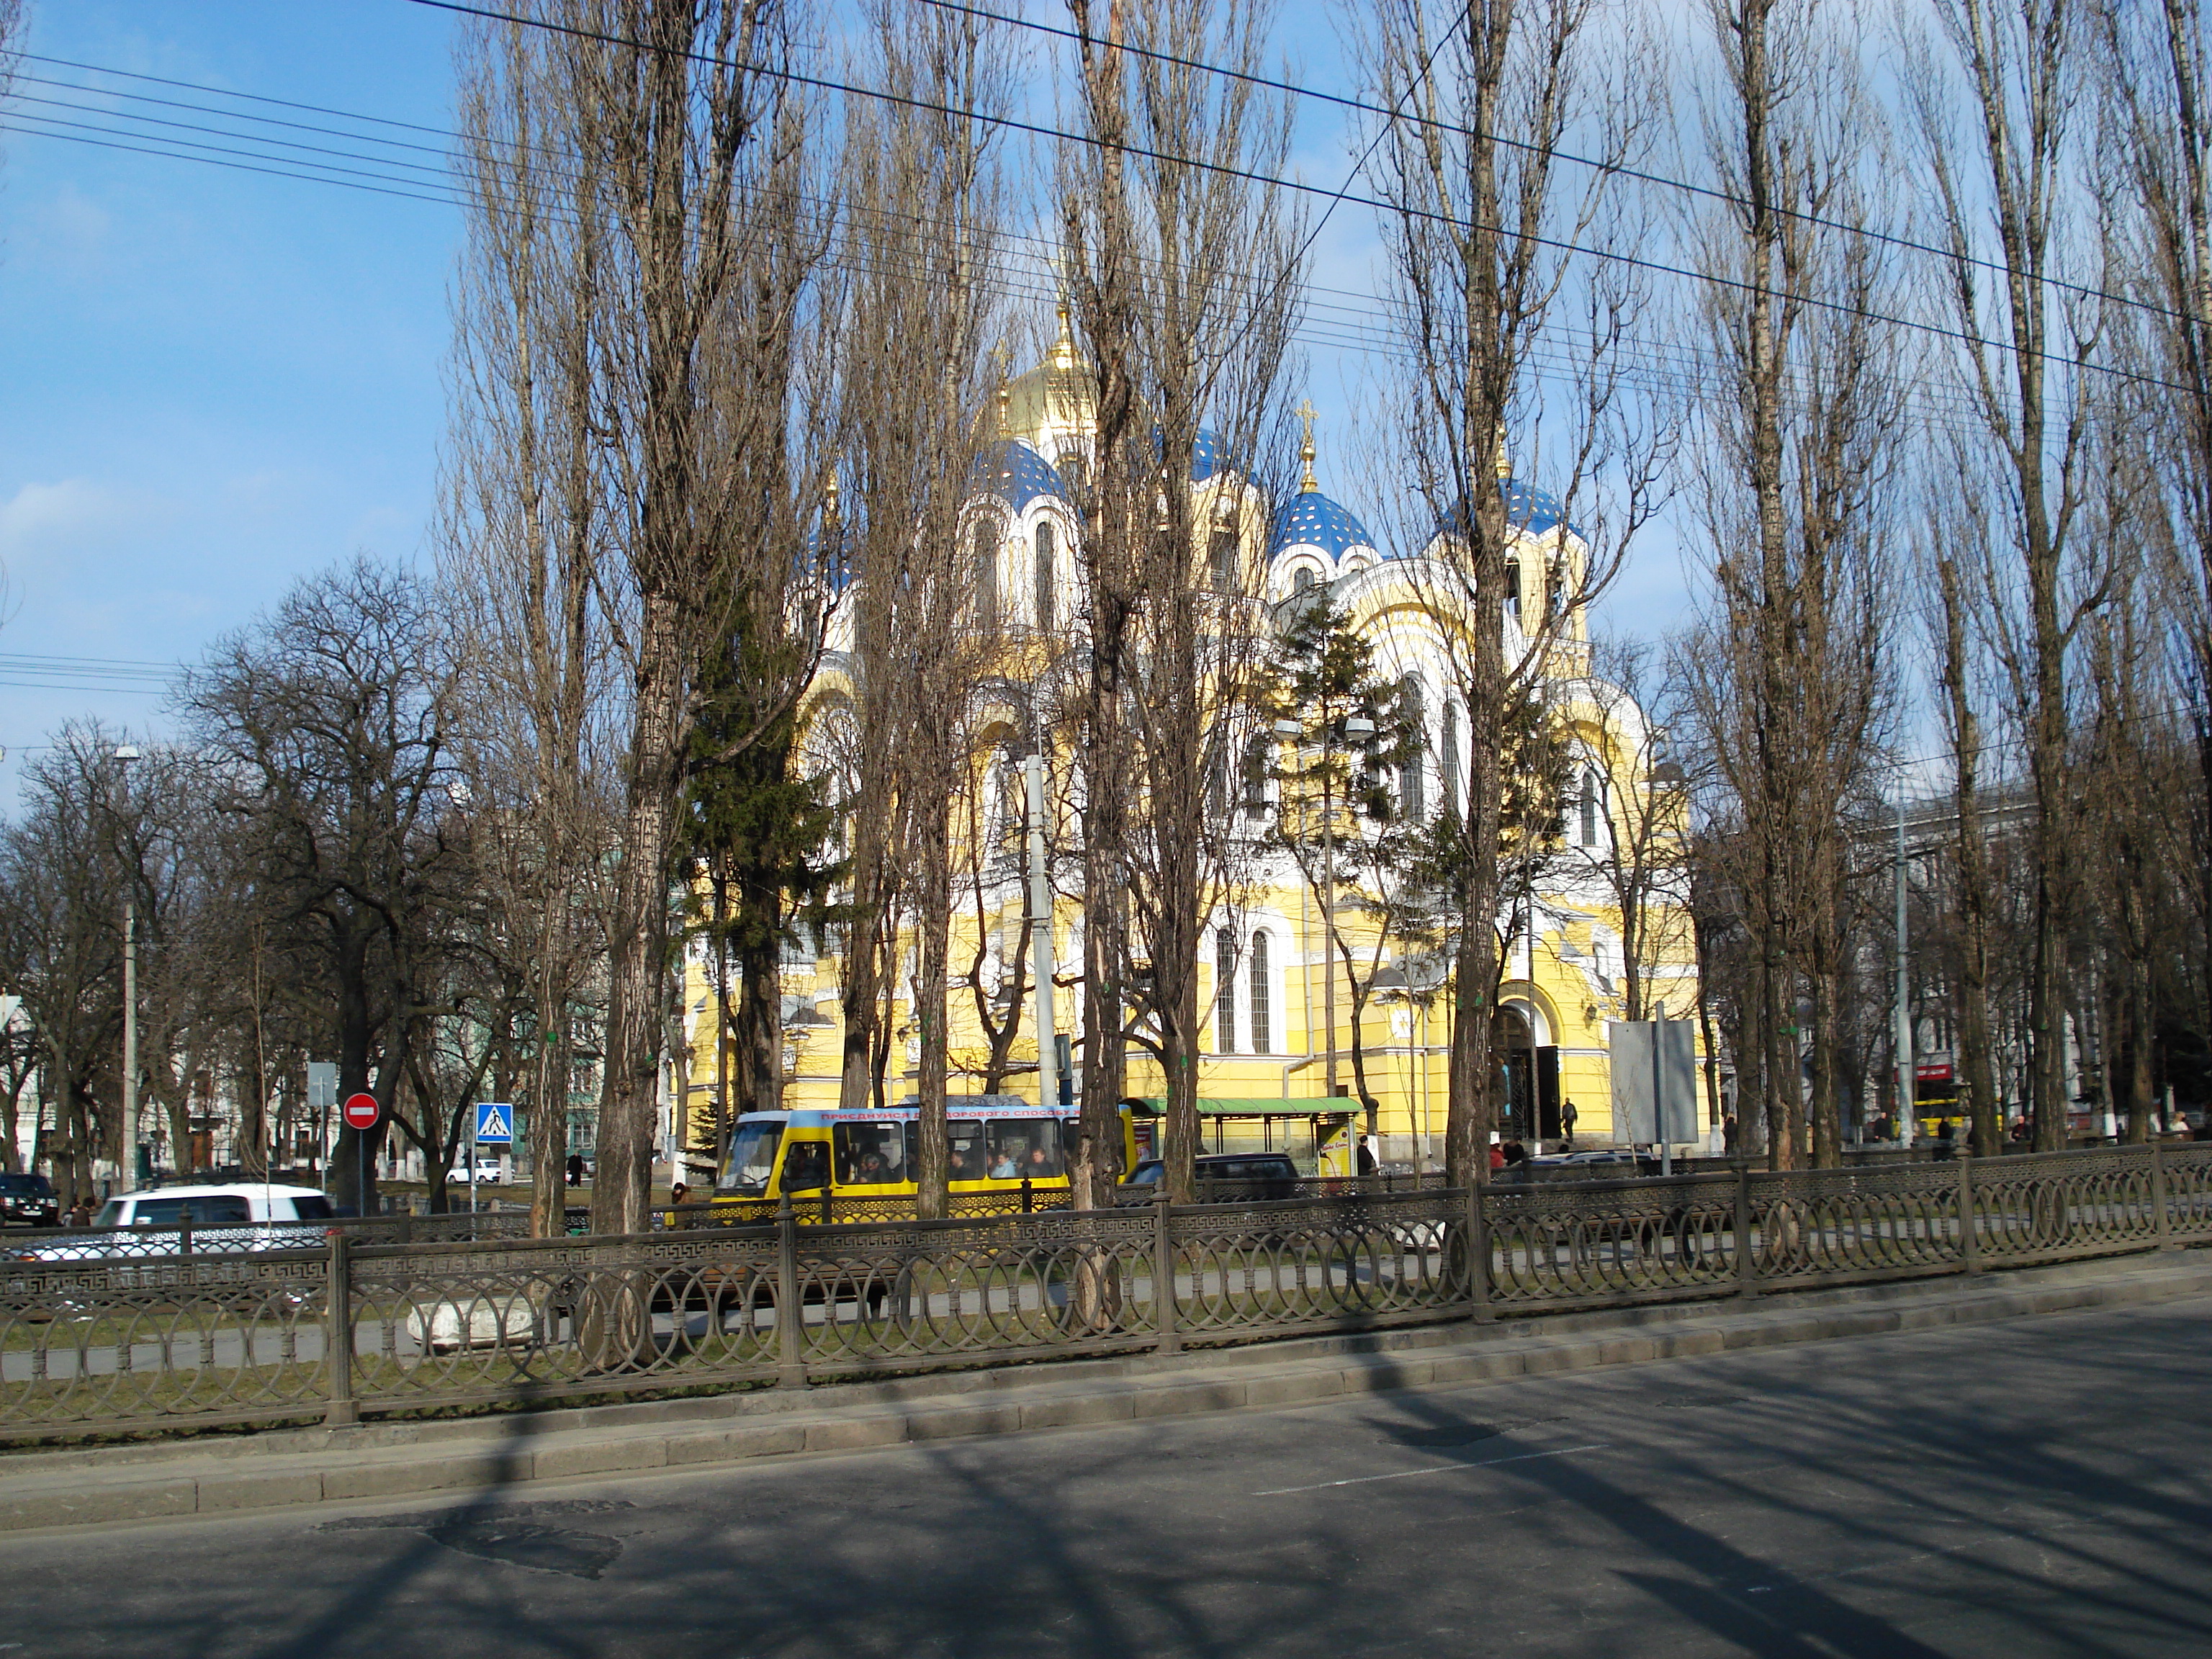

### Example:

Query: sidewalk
xmin=5 ymin=1249 xmax=2208 ymax=1534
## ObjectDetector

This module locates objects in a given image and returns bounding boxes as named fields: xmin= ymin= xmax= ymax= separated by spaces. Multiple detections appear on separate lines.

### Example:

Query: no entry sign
xmin=341 ymin=1092 xmax=381 ymax=1131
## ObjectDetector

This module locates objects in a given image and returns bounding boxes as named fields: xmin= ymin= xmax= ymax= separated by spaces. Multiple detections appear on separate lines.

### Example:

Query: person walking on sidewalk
xmin=1560 ymin=1098 xmax=1579 ymax=1151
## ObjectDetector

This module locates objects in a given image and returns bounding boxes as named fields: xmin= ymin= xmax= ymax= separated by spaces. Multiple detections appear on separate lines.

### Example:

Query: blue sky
xmin=0 ymin=1 xmax=1696 ymax=811
xmin=0 ymin=1 xmax=463 ymax=804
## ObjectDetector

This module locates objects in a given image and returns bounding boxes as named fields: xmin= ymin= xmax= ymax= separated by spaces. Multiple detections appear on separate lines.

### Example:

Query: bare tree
xmin=0 ymin=727 xmax=129 ymax=1204
xmin=184 ymin=559 xmax=464 ymax=1215
xmin=830 ymin=1 xmax=1012 ymax=1217
xmin=1573 ymin=639 xmax=1694 ymax=1026
xmin=444 ymin=9 xmax=625 ymax=1236
xmin=1681 ymin=0 xmax=1904 ymax=1168
xmin=2097 ymin=0 xmax=2212 ymax=1054
xmin=449 ymin=1 xmax=840 ymax=1241
xmin=1359 ymin=0 xmax=1663 ymax=1187
xmin=1906 ymin=0 xmax=2111 ymax=1149
xmin=1059 ymin=0 xmax=1305 ymax=1203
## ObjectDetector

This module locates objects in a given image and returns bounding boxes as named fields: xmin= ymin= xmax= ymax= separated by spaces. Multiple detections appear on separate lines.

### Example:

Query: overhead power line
xmin=0 ymin=67 xmax=2014 ymax=446
xmin=909 ymin=0 xmax=2180 ymax=328
xmin=0 ymin=653 xmax=179 ymax=696
xmin=397 ymin=0 xmax=2198 ymax=400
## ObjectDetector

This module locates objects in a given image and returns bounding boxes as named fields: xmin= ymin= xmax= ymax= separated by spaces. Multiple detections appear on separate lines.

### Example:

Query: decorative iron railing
xmin=3 ymin=1142 xmax=2206 ymax=1442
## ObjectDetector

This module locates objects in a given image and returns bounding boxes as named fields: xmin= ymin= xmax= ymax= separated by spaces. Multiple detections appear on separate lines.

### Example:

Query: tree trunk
xmin=595 ymin=592 xmax=685 ymax=1239
xmin=914 ymin=799 xmax=952 ymax=1220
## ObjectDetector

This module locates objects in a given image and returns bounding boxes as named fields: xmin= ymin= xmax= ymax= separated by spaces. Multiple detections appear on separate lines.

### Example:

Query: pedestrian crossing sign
xmin=475 ymin=1102 xmax=515 ymax=1144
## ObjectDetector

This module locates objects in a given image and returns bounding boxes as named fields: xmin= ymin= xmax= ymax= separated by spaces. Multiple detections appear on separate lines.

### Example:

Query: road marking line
xmin=1254 ymin=1443 xmax=1610 ymax=1496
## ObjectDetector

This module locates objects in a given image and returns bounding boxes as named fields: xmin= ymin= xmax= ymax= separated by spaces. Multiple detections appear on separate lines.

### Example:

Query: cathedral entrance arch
xmin=1491 ymin=1001 xmax=1561 ymax=1141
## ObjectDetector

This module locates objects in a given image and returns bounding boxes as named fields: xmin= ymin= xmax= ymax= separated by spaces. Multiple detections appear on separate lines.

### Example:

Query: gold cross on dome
xmin=1297 ymin=399 xmax=1318 ymax=491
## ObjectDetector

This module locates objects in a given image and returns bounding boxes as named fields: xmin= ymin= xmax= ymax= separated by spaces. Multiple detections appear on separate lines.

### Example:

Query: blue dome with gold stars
xmin=978 ymin=440 xmax=1068 ymax=512
xmin=1432 ymin=477 xmax=1571 ymax=544
xmin=1270 ymin=489 xmax=1372 ymax=559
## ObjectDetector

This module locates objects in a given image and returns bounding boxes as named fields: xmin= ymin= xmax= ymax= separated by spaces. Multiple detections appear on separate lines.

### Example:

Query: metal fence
xmin=4 ymin=1141 xmax=2207 ymax=1443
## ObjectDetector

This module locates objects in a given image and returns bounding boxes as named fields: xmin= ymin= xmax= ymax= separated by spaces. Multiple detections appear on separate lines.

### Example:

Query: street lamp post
xmin=1894 ymin=793 xmax=1915 ymax=1150
xmin=113 ymin=745 xmax=142 ymax=1193
xmin=1024 ymin=752 xmax=1058 ymax=1116
xmin=1278 ymin=708 xmax=1374 ymax=1132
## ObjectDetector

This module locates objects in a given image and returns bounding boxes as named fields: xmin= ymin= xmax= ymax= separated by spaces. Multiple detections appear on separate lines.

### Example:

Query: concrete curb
xmin=5 ymin=1251 xmax=2210 ymax=1534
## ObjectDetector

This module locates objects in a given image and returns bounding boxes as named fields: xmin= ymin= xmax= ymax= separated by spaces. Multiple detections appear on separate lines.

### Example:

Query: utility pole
xmin=122 ymin=893 xmax=138 ymax=1189
xmin=1025 ymin=752 xmax=1057 ymax=1114
xmin=113 ymin=743 xmax=141 ymax=1193
xmin=1896 ymin=793 xmax=1915 ymax=1149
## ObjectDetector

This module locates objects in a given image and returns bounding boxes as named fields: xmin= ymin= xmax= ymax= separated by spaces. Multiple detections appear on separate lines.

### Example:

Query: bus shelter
xmin=1128 ymin=1097 xmax=1362 ymax=1175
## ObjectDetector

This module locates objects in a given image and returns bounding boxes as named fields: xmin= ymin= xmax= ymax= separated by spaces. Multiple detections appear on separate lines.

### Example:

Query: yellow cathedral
xmin=676 ymin=323 xmax=1701 ymax=1177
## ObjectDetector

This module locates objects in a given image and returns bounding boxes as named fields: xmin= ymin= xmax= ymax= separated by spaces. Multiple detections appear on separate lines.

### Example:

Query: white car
xmin=8 ymin=1183 xmax=338 ymax=1262
xmin=448 ymin=1159 xmax=505 ymax=1185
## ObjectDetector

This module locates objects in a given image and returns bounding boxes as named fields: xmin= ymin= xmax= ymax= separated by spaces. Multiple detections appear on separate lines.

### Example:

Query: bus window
xmin=781 ymin=1140 xmax=830 ymax=1193
xmin=834 ymin=1121 xmax=912 ymax=1185
xmin=720 ymin=1120 xmax=783 ymax=1195
xmin=986 ymin=1118 xmax=1062 ymax=1181
xmin=946 ymin=1120 xmax=986 ymax=1182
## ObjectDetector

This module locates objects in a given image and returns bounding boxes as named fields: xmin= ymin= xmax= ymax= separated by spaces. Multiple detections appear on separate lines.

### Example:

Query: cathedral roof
xmin=1431 ymin=476 xmax=1572 ymax=544
xmin=978 ymin=439 xmax=1068 ymax=513
xmin=1269 ymin=488 xmax=1373 ymax=559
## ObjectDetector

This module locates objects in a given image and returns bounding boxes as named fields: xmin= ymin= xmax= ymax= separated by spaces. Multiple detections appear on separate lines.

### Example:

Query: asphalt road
xmin=6 ymin=1294 xmax=2212 ymax=1658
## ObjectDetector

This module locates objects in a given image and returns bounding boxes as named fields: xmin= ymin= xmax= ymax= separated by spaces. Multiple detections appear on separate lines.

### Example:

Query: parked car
xmin=1119 ymin=1152 xmax=1302 ymax=1201
xmin=1524 ymin=1148 xmax=1640 ymax=1174
xmin=0 ymin=1170 xmax=58 ymax=1228
xmin=5 ymin=1183 xmax=338 ymax=1262
xmin=448 ymin=1159 xmax=505 ymax=1185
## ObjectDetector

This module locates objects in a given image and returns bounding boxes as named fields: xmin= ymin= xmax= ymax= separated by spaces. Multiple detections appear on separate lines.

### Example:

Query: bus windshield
xmin=719 ymin=1120 xmax=783 ymax=1195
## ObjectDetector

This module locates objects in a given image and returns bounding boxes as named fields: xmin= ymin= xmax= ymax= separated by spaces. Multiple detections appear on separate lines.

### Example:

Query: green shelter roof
xmin=1128 ymin=1097 xmax=1361 ymax=1118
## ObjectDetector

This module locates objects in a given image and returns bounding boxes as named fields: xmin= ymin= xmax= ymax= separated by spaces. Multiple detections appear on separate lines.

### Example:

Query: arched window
xmin=1241 ymin=735 xmax=1269 ymax=819
xmin=1215 ymin=927 xmax=1238 ymax=1053
xmin=1205 ymin=729 xmax=1229 ymax=820
xmin=1505 ymin=559 xmax=1522 ymax=621
xmin=1442 ymin=698 xmax=1461 ymax=817
xmin=1033 ymin=520 xmax=1056 ymax=631
xmin=1292 ymin=565 xmax=1317 ymax=596
xmin=974 ymin=521 xmax=999 ymax=631
xmin=1578 ymin=768 xmax=1600 ymax=848
xmin=1210 ymin=526 xmax=1241 ymax=592
xmin=1398 ymin=676 xmax=1425 ymax=822
xmin=997 ymin=761 xmax=1024 ymax=861
xmin=1249 ymin=932 xmax=1272 ymax=1053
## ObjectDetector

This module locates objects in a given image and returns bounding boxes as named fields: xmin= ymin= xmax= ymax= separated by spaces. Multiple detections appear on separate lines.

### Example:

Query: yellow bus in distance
xmin=711 ymin=1100 xmax=1143 ymax=1217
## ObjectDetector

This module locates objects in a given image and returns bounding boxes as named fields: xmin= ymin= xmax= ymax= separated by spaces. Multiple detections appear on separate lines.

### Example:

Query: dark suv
xmin=0 ymin=1171 xmax=58 ymax=1228
xmin=1121 ymin=1152 xmax=1302 ymax=1201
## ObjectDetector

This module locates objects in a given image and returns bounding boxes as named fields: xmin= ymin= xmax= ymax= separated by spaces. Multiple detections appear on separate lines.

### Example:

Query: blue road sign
xmin=474 ymin=1102 xmax=515 ymax=1144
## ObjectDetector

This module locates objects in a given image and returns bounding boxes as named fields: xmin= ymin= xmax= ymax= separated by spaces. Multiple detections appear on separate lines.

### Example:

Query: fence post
xmin=1152 ymin=1187 xmax=1179 ymax=1356
xmin=324 ymin=1231 xmax=358 ymax=1426
xmin=776 ymin=1192 xmax=807 ymax=1389
xmin=1734 ymin=1162 xmax=1758 ymax=1299
xmin=2152 ymin=1138 xmax=2175 ymax=1251
xmin=1959 ymin=1154 xmax=1980 ymax=1274
xmin=1466 ymin=1178 xmax=1493 ymax=1323
xmin=179 ymin=1213 xmax=193 ymax=1257
xmin=1022 ymin=1177 xmax=1033 ymax=1215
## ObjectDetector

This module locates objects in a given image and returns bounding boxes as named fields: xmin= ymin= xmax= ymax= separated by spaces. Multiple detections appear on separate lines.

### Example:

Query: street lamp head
xmin=1343 ymin=716 xmax=1376 ymax=740
xmin=112 ymin=745 xmax=142 ymax=763
xmin=1272 ymin=718 xmax=1303 ymax=739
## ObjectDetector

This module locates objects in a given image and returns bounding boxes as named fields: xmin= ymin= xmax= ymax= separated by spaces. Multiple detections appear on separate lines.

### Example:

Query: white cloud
xmin=0 ymin=477 xmax=156 ymax=562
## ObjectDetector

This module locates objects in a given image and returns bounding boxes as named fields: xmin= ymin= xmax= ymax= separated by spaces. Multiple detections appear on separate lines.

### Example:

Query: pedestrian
xmin=1488 ymin=1140 xmax=1506 ymax=1173
xmin=68 ymin=1194 xmax=94 ymax=1228
xmin=1722 ymin=1112 xmax=1739 ymax=1155
xmin=670 ymin=1181 xmax=690 ymax=1208
xmin=1560 ymin=1098 xmax=1578 ymax=1151
xmin=1356 ymin=1134 xmax=1378 ymax=1177
xmin=566 ymin=1152 xmax=584 ymax=1188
